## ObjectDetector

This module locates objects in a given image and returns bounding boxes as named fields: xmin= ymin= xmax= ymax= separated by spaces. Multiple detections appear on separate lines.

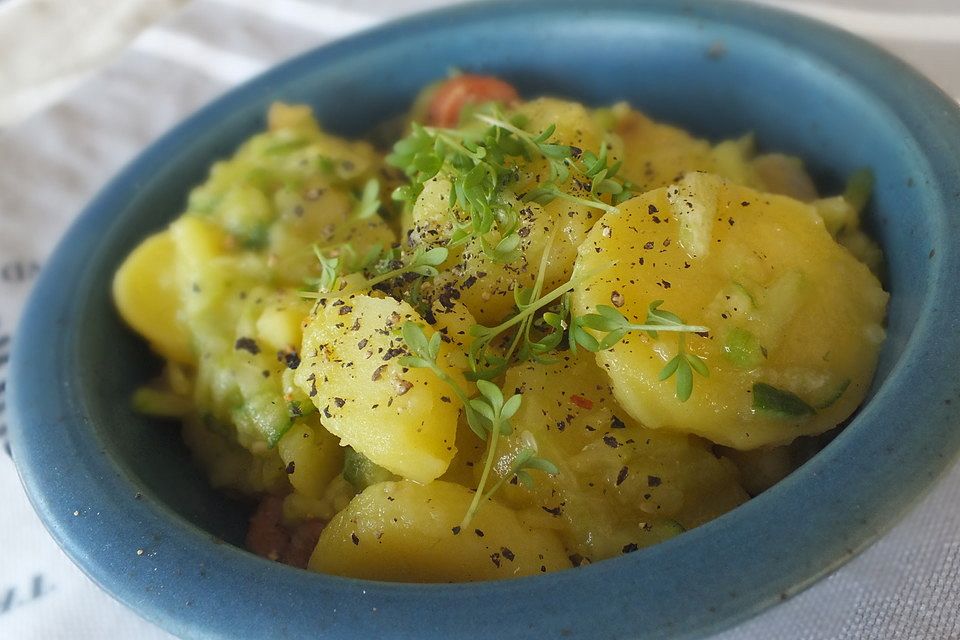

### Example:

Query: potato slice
xmin=277 ymin=421 xmax=343 ymax=500
xmin=309 ymin=480 xmax=571 ymax=581
xmin=493 ymin=354 xmax=747 ymax=561
xmin=294 ymin=295 xmax=465 ymax=483
xmin=572 ymin=173 xmax=888 ymax=449
xmin=405 ymin=98 xmax=609 ymax=324
xmin=614 ymin=108 xmax=717 ymax=191
xmin=113 ymin=230 xmax=193 ymax=364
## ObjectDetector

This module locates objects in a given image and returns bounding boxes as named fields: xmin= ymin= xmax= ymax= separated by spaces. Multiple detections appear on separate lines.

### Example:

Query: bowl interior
xmin=14 ymin=1 xmax=960 ymax=639
xmin=78 ymin=2 xmax=934 ymax=539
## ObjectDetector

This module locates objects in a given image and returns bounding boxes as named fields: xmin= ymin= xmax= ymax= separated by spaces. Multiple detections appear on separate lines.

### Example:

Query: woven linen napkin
xmin=0 ymin=1 xmax=957 ymax=638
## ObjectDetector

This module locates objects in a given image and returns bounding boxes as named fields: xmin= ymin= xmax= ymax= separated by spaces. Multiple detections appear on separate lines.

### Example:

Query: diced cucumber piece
xmin=342 ymin=447 xmax=397 ymax=491
xmin=722 ymin=327 xmax=764 ymax=368
xmin=667 ymin=172 xmax=720 ymax=259
xmin=813 ymin=196 xmax=855 ymax=237
xmin=752 ymin=383 xmax=815 ymax=418
xmin=241 ymin=392 xmax=293 ymax=447
xmin=219 ymin=185 xmax=275 ymax=248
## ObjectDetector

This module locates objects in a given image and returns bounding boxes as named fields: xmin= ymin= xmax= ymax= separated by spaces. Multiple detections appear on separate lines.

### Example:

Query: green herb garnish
xmin=302 ymin=245 xmax=448 ymax=297
xmin=752 ymin=383 xmax=815 ymax=417
xmin=398 ymin=321 xmax=556 ymax=527
xmin=387 ymin=108 xmax=633 ymax=264
xmin=352 ymin=178 xmax=381 ymax=219
xmin=570 ymin=301 xmax=709 ymax=401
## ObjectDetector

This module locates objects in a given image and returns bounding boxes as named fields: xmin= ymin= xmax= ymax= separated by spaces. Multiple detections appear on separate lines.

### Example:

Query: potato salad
xmin=113 ymin=75 xmax=888 ymax=581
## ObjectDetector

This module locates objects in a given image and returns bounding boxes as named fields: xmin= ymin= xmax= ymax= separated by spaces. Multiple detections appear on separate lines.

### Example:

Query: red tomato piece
xmin=570 ymin=394 xmax=594 ymax=410
xmin=427 ymin=74 xmax=520 ymax=127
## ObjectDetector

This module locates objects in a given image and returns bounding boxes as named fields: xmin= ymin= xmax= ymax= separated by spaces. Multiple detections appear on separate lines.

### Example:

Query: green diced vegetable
xmin=722 ymin=327 xmax=764 ymax=368
xmin=342 ymin=446 xmax=397 ymax=491
xmin=752 ymin=383 xmax=815 ymax=418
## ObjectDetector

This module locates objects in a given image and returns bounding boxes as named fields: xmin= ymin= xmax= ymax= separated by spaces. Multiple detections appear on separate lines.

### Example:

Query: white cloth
xmin=0 ymin=1 xmax=958 ymax=638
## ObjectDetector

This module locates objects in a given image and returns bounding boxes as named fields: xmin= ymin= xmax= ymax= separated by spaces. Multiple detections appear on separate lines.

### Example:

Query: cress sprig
xmin=398 ymin=321 xmax=556 ymax=527
xmin=387 ymin=108 xmax=634 ymax=263
xmin=466 ymin=268 xmax=600 ymax=380
xmin=474 ymin=113 xmax=636 ymax=211
xmin=572 ymin=301 xmax=710 ymax=401
xmin=303 ymin=244 xmax=448 ymax=297
xmin=351 ymin=178 xmax=381 ymax=219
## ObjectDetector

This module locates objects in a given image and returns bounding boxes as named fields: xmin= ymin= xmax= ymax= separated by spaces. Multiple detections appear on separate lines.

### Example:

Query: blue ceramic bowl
xmin=10 ymin=1 xmax=960 ymax=638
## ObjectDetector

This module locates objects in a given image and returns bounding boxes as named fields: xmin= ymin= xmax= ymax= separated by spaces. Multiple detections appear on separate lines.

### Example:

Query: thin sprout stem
xmin=428 ymin=363 xmax=473 ymax=408
xmin=432 ymin=131 xmax=486 ymax=164
xmin=484 ymin=278 xmax=578 ymax=335
xmin=473 ymin=113 xmax=535 ymax=147
xmin=548 ymin=189 xmax=619 ymax=214
xmin=461 ymin=422 xmax=502 ymax=529
xmin=499 ymin=227 xmax=558 ymax=366
xmin=480 ymin=460 xmax=519 ymax=504
xmin=634 ymin=323 xmax=710 ymax=334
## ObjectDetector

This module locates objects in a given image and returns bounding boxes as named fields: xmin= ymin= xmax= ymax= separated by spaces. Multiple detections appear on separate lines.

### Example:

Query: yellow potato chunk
xmin=113 ymin=230 xmax=193 ymax=364
xmin=493 ymin=354 xmax=747 ymax=561
xmin=572 ymin=173 xmax=888 ymax=449
xmin=614 ymin=108 xmax=717 ymax=191
xmin=309 ymin=480 xmax=571 ymax=581
xmin=294 ymin=294 xmax=465 ymax=483
xmin=181 ymin=414 xmax=288 ymax=495
xmin=277 ymin=420 xmax=344 ymax=500
xmin=613 ymin=106 xmax=819 ymax=201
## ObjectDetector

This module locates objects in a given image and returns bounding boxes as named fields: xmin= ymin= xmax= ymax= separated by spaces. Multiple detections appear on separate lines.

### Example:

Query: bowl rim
xmin=9 ymin=0 xmax=960 ymax=638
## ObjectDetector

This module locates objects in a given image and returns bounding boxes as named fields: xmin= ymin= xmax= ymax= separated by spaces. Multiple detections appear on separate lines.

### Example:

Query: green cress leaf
xmin=674 ymin=358 xmax=694 ymax=402
xmin=571 ymin=323 xmax=600 ymax=352
xmin=686 ymin=352 xmax=709 ymax=378
xmin=475 ymin=379 xmax=504 ymax=410
xmin=469 ymin=398 xmax=496 ymax=422
xmin=645 ymin=299 xmax=686 ymax=334
xmin=418 ymin=246 xmax=449 ymax=267
xmin=427 ymin=331 xmax=442 ymax=361
xmin=397 ymin=355 xmax=432 ymax=370
xmin=500 ymin=393 xmax=522 ymax=420
xmin=659 ymin=354 xmax=682 ymax=380
xmin=752 ymin=383 xmax=816 ymax=418
xmin=515 ymin=469 xmax=535 ymax=489
xmin=352 ymin=178 xmax=381 ymax=219
xmin=311 ymin=245 xmax=340 ymax=294
xmin=572 ymin=301 xmax=709 ymax=401
xmin=401 ymin=322 xmax=430 ymax=358
xmin=523 ymin=456 xmax=559 ymax=475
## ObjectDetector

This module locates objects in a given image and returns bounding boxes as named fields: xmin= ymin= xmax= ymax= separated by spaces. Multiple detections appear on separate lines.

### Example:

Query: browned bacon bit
xmin=245 ymin=496 xmax=289 ymax=562
xmin=570 ymin=394 xmax=593 ymax=410
xmin=246 ymin=496 xmax=326 ymax=569
xmin=284 ymin=520 xmax=326 ymax=569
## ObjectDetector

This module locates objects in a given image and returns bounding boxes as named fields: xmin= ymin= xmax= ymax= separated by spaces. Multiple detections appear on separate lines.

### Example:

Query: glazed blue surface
xmin=9 ymin=1 xmax=960 ymax=638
